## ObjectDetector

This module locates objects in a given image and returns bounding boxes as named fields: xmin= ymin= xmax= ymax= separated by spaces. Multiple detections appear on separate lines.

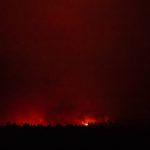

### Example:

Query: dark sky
xmin=0 ymin=0 xmax=149 ymax=125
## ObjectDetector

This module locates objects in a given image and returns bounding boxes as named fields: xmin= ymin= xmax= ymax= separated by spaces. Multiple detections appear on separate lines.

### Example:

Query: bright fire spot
xmin=82 ymin=122 xmax=89 ymax=126
xmin=78 ymin=115 xmax=111 ymax=126
xmin=80 ymin=116 xmax=97 ymax=126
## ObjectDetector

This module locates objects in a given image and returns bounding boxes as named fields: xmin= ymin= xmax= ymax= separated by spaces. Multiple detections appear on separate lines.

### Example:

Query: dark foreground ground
xmin=0 ymin=124 xmax=150 ymax=149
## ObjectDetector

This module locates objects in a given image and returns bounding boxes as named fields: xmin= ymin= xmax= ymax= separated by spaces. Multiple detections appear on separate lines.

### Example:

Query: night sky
xmin=0 ymin=0 xmax=149 ymax=125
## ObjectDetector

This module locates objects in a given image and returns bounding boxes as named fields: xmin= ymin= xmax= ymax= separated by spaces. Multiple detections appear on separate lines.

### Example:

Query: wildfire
xmin=79 ymin=116 xmax=111 ymax=126
xmin=80 ymin=116 xmax=97 ymax=126
xmin=82 ymin=122 xmax=89 ymax=126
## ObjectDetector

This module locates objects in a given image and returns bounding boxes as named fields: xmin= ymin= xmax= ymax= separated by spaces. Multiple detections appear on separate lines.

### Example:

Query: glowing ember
xmin=82 ymin=122 xmax=89 ymax=126
xmin=80 ymin=116 xmax=97 ymax=126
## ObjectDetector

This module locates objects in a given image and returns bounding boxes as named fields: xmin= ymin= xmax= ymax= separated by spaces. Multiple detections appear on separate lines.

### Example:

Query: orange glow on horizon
xmin=6 ymin=113 xmax=111 ymax=126
xmin=78 ymin=115 xmax=111 ymax=126
xmin=80 ymin=116 xmax=97 ymax=126
xmin=82 ymin=122 xmax=89 ymax=126
xmin=15 ymin=117 xmax=47 ymax=126
xmin=10 ymin=112 xmax=48 ymax=126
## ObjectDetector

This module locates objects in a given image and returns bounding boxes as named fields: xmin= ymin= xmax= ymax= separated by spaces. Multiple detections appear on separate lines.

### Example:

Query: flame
xmin=80 ymin=116 xmax=97 ymax=126
xmin=79 ymin=115 xmax=111 ymax=126
xmin=82 ymin=122 xmax=89 ymax=126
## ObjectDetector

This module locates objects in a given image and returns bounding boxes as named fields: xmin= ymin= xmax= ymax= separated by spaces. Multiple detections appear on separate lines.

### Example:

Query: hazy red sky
xmin=0 ymin=0 xmax=149 ymax=125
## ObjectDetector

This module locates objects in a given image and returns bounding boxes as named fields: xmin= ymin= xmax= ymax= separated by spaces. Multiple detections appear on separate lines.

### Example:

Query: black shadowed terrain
xmin=0 ymin=123 xmax=150 ymax=149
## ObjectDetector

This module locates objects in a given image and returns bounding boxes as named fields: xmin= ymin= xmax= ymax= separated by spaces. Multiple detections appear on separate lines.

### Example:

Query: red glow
xmin=7 ymin=109 xmax=48 ymax=126
xmin=75 ymin=115 xmax=111 ymax=126
xmin=5 ymin=113 xmax=111 ymax=126
xmin=15 ymin=116 xmax=47 ymax=126
xmin=0 ymin=0 xmax=146 ymax=126
xmin=81 ymin=116 xmax=97 ymax=126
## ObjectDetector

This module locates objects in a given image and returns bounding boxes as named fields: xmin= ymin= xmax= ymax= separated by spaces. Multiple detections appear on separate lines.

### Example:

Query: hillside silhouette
xmin=0 ymin=123 xmax=150 ymax=149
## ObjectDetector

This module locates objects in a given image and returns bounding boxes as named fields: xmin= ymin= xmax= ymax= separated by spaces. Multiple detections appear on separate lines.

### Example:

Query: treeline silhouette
xmin=0 ymin=123 xmax=149 ymax=149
